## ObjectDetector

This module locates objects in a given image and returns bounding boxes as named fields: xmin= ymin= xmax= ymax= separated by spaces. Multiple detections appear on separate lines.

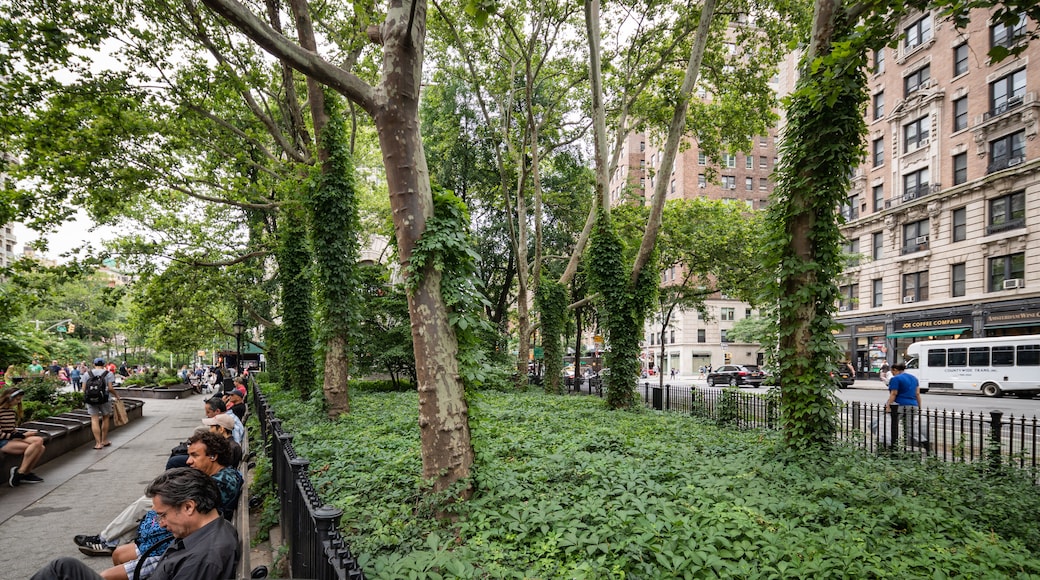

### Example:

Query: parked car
xmin=707 ymin=365 xmax=766 ymax=387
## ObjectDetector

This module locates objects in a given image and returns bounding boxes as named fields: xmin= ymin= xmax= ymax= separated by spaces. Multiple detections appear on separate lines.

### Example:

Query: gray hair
xmin=146 ymin=467 xmax=220 ymax=513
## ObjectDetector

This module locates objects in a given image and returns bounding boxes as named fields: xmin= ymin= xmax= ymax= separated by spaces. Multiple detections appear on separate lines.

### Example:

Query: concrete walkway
xmin=0 ymin=396 xmax=209 ymax=578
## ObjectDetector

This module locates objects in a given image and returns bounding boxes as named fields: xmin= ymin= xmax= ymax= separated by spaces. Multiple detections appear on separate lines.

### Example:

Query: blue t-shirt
xmin=889 ymin=372 xmax=919 ymax=406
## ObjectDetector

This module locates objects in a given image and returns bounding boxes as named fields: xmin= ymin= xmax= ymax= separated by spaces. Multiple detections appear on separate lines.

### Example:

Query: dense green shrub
xmin=16 ymin=376 xmax=83 ymax=421
xmin=261 ymin=387 xmax=1040 ymax=578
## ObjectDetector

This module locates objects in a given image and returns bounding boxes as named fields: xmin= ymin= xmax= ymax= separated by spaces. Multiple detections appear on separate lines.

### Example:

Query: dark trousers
xmin=31 ymin=557 xmax=103 ymax=580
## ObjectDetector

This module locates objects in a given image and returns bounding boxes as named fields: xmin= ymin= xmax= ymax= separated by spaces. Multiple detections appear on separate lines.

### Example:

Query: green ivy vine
xmin=760 ymin=13 xmax=868 ymax=448
xmin=307 ymin=92 xmax=360 ymax=362
xmin=535 ymin=278 xmax=567 ymax=395
xmin=407 ymin=186 xmax=493 ymax=388
xmin=275 ymin=198 xmax=316 ymax=397
xmin=587 ymin=208 xmax=658 ymax=409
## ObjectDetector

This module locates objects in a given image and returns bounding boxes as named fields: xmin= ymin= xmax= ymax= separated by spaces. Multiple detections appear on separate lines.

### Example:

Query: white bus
xmin=905 ymin=334 xmax=1040 ymax=397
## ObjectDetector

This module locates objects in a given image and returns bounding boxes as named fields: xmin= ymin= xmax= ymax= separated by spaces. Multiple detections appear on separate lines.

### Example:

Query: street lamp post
xmin=123 ymin=339 xmax=128 ymax=367
xmin=232 ymin=319 xmax=245 ymax=376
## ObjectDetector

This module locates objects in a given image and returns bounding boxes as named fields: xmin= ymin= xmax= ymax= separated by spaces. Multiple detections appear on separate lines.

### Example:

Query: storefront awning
xmin=886 ymin=328 xmax=969 ymax=338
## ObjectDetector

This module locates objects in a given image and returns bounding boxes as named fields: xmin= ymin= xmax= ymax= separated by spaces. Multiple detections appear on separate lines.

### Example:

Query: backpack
xmin=84 ymin=370 xmax=110 ymax=404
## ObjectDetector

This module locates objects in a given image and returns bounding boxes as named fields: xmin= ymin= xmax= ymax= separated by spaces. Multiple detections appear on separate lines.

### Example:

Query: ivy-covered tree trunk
xmin=536 ymin=279 xmax=566 ymax=395
xmin=276 ymin=203 xmax=316 ymax=395
xmin=763 ymin=0 xmax=864 ymax=448
xmin=307 ymin=95 xmax=359 ymax=419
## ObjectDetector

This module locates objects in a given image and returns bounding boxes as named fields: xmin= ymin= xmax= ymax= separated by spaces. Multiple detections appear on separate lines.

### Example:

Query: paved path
xmin=0 ymin=395 xmax=209 ymax=578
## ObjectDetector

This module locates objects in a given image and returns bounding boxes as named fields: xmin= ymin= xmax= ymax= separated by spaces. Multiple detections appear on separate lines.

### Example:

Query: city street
xmin=642 ymin=377 xmax=1040 ymax=418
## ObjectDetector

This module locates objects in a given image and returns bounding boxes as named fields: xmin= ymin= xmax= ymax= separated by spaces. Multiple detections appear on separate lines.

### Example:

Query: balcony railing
xmin=986 ymin=217 xmax=1026 ymax=235
xmin=988 ymin=155 xmax=1026 ymax=174
xmin=983 ymin=95 xmax=1024 ymax=121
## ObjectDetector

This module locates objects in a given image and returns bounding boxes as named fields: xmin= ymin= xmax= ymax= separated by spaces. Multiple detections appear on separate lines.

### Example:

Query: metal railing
xmin=254 ymin=386 xmax=366 ymax=579
xmin=570 ymin=380 xmax=1039 ymax=480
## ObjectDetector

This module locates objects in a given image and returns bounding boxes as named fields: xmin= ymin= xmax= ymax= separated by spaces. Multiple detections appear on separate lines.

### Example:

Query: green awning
xmin=886 ymin=328 xmax=969 ymax=338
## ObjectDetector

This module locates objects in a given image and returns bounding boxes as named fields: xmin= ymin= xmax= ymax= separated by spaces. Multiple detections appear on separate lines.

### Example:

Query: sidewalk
xmin=0 ymin=396 xmax=208 ymax=578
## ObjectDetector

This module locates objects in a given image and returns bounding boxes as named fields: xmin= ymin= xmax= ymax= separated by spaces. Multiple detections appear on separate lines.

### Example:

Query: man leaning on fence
xmin=886 ymin=363 xmax=921 ymax=410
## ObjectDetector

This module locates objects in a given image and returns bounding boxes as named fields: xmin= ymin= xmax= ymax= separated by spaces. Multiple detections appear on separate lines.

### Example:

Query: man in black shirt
xmin=31 ymin=468 xmax=239 ymax=580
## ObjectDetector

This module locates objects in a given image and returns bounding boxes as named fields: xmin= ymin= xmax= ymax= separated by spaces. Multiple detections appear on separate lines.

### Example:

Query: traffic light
xmin=724 ymin=352 xmax=732 ymax=364
xmin=67 ymin=323 xmax=75 ymax=333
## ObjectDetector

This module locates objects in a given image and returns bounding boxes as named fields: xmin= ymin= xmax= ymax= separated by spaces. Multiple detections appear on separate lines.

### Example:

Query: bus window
xmin=1017 ymin=344 xmax=1040 ymax=366
xmin=993 ymin=346 xmax=1014 ymax=366
xmin=969 ymin=347 xmax=990 ymax=366
xmin=948 ymin=348 xmax=967 ymax=366
xmin=927 ymin=349 xmax=946 ymax=367
xmin=906 ymin=357 xmax=918 ymax=369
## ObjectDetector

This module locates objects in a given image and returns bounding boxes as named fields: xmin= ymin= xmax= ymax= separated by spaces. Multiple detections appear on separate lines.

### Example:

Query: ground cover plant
xmin=263 ymin=387 xmax=1040 ymax=579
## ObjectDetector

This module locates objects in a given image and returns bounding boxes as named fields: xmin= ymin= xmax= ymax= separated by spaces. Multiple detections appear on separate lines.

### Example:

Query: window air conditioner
xmin=1009 ymin=95 xmax=1023 ymax=106
xmin=698 ymin=183 xmax=705 ymax=188
xmin=1003 ymin=278 xmax=1024 ymax=290
xmin=915 ymin=235 xmax=929 ymax=245
xmin=839 ymin=305 xmax=851 ymax=312
xmin=902 ymin=296 xmax=916 ymax=303
xmin=729 ymin=185 xmax=736 ymax=190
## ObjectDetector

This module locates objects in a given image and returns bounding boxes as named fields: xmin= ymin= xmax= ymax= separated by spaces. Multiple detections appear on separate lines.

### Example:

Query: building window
xmin=904 ymin=116 xmax=930 ymax=152
xmin=872 ymin=185 xmax=884 ymax=212
xmin=903 ymin=218 xmax=929 ymax=254
xmin=872 ymin=231 xmax=883 ymax=260
xmin=873 ymin=48 xmax=885 ymax=74
xmin=721 ymin=308 xmax=735 ymax=321
xmin=759 ymin=177 xmax=768 ymax=190
xmin=698 ymin=152 xmax=707 ymax=165
xmin=990 ymin=68 xmax=1026 ymax=116
xmin=724 ymin=154 xmax=736 ymax=168
xmin=759 ymin=136 xmax=767 ymax=147
xmin=698 ymin=174 xmax=706 ymax=188
xmin=904 ymin=15 xmax=933 ymax=51
xmin=639 ymin=177 xmax=645 ymax=189
xmin=841 ymin=195 xmax=860 ymax=221
xmin=952 ymin=263 xmax=966 ymax=297
xmin=988 ymin=190 xmax=1025 ymax=234
xmin=745 ymin=156 xmax=753 ymax=169
xmin=721 ymin=175 xmax=736 ymax=189
xmin=640 ymin=141 xmax=645 ymax=152
xmin=670 ymin=179 xmax=675 ymax=193
xmin=954 ymin=43 xmax=969 ymax=76
xmin=745 ymin=308 xmax=752 ymax=318
xmin=872 ymin=279 xmax=883 ymax=307
xmin=697 ymin=329 xmax=706 ymax=343
xmin=745 ymin=176 xmax=753 ymax=190
xmin=989 ymin=252 xmax=1025 ymax=291
xmin=873 ymin=92 xmax=885 ymax=120
xmin=988 ymin=130 xmax=1025 ymax=173
xmin=952 ymin=207 xmax=967 ymax=242
xmin=843 ymin=238 xmax=861 ymax=267
xmin=670 ymin=330 xmax=675 ymax=344
xmin=758 ymin=156 xmax=768 ymax=169
xmin=872 ymin=138 xmax=884 ymax=167
xmin=905 ymin=65 xmax=931 ymax=97
xmin=991 ymin=13 xmax=1027 ymax=50
xmin=639 ymin=159 xmax=645 ymax=169
xmin=839 ymin=284 xmax=859 ymax=311
xmin=953 ymin=97 xmax=968 ymax=131
xmin=902 ymin=271 xmax=929 ymax=303
xmin=720 ymin=330 xmax=728 ymax=343
xmin=952 ymin=152 xmax=967 ymax=186
xmin=903 ymin=168 xmax=930 ymax=201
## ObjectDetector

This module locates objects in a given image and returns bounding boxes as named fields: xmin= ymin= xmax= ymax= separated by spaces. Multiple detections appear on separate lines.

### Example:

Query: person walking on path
xmin=885 ymin=362 xmax=921 ymax=410
xmin=84 ymin=358 xmax=122 ymax=450
xmin=0 ymin=386 xmax=46 ymax=486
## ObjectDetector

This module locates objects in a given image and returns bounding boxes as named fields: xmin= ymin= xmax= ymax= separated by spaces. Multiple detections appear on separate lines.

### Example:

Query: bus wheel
xmin=981 ymin=383 xmax=1003 ymax=398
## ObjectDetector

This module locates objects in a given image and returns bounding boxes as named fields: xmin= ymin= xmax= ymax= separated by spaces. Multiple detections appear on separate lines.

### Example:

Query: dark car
xmin=832 ymin=366 xmax=855 ymax=388
xmin=707 ymin=364 xmax=766 ymax=387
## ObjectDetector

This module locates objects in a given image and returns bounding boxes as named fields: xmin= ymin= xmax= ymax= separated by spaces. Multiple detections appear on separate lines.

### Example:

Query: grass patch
xmin=262 ymin=388 xmax=1040 ymax=579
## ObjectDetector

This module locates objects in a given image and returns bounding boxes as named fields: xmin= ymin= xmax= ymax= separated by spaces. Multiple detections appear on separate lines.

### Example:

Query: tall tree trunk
xmin=201 ymin=0 xmax=474 ymax=499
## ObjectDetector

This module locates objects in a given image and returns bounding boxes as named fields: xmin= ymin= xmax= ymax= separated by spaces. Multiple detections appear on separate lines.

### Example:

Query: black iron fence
xmin=253 ymin=386 xmax=366 ymax=579
xmin=571 ymin=379 xmax=1040 ymax=481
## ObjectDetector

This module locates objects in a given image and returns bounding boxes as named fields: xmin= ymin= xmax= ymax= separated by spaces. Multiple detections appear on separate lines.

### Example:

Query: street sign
xmin=533 ymin=346 xmax=544 ymax=360
xmin=197 ymin=350 xmax=207 ymax=357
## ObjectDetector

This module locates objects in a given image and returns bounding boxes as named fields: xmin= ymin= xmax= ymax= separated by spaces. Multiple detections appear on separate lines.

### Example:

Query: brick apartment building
xmin=834 ymin=8 xmax=1040 ymax=376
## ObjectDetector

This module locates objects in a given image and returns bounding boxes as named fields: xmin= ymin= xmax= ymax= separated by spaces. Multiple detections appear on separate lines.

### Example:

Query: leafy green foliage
xmin=534 ymin=278 xmax=567 ymax=395
xmin=276 ymin=202 xmax=316 ymax=396
xmin=16 ymin=375 xmax=83 ymax=421
xmin=407 ymin=187 xmax=498 ymax=388
xmin=353 ymin=264 xmax=415 ymax=387
xmin=264 ymin=387 xmax=1040 ymax=578
xmin=308 ymin=92 xmax=360 ymax=345
xmin=587 ymin=209 xmax=657 ymax=409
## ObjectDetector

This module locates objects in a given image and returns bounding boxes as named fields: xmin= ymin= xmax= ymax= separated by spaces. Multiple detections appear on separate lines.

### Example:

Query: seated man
xmin=73 ymin=432 xmax=242 ymax=564
xmin=166 ymin=400 xmax=240 ymax=470
xmin=33 ymin=467 xmax=239 ymax=580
